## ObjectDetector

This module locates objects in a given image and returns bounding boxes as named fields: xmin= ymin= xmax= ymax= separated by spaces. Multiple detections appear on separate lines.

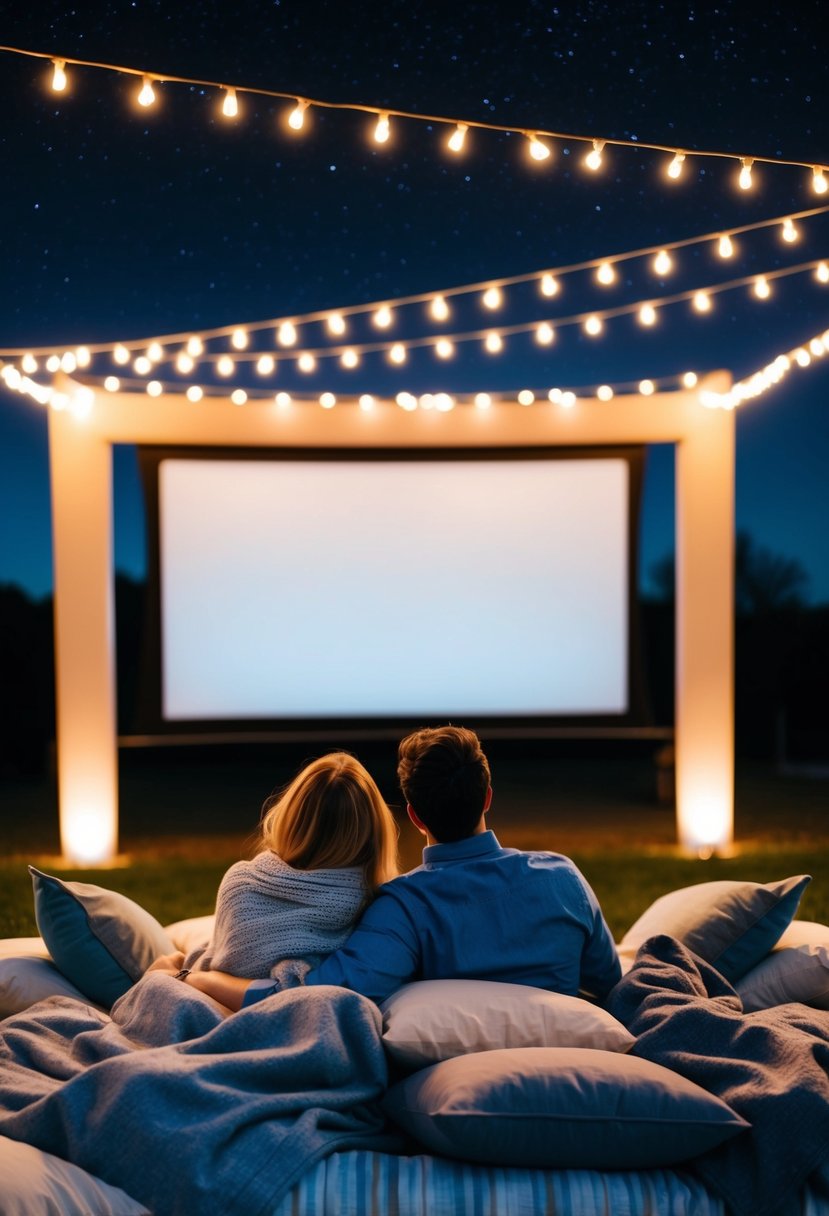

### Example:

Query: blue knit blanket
xmin=608 ymin=934 xmax=829 ymax=1216
xmin=0 ymin=973 xmax=398 ymax=1216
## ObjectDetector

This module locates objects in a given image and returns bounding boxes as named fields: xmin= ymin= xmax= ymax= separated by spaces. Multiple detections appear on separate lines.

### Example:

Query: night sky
xmin=1 ymin=0 xmax=827 ymax=602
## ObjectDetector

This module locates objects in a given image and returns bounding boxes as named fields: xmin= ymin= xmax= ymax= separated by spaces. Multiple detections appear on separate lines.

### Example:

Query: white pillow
xmin=379 ymin=979 xmax=634 ymax=1070
xmin=0 ymin=956 xmax=95 ymax=1019
xmin=736 ymin=920 xmax=829 ymax=1011
xmin=0 ymin=1134 xmax=149 ymax=1216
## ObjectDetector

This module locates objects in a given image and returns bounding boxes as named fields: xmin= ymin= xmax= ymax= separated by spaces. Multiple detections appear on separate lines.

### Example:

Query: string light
xmin=584 ymin=315 xmax=603 ymax=336
xmin=527 ymin=133 xmax=551 ymax=162
xmin=430 ymin=295 xmax=450 ymax=321
xmin=47 ymin=356 xmax=62 ymax=372
xmin=51 ymin=59 xmax=67 ymax=92
xmin=146 ymin=380 xmax=162 ymax=397
xmin=255 ymin=354 xmax=275 ymax=375
xmin=231 ymin=388 xmax=248 ymax=405
xmin=447 ymin=123 xmax=468 ymax=153
xmin=146 ymin=341 xmax=163 ymax=362
xmin=186 ymin=385 xmax=203 ymax=402
xmin=60 ymin=352 xmax=77 ymax=373
xmin=682 ymin=372 xmax=698 ymax=388
xmin=133 ymin=355 xmax=152 ymax=375
xmin=113 ymin=345 xmax=130 ymax=365
xmin=359 ymin=393 xmax=375 ymax=411
xmin=718 ymin=234 xmax=735 ymax=258
xmin=75 ymin=347 xmax=91 ymax=367
xmin=216 ymin=355 xmax=235 ymax=376
xmin=738 ymin=157 xmax=754 ymax=190
xmin=484 ymin=332 xmax=503 ymax=353
xmin=186 ymin=336 xmax=204 ymax=357
xmin=474 ymin=392 xmax=492 ymax=409
xmin=21 ymin=354 xmax=37 ymax=373
xmin=373 ymin=306 xmax=393 ymax=328
xmin=297 ymin=352 xmax=316 ymax=373
xmin=319 ymin=392 xmax=336 ymax=409
xmin=540 ymin=273 xmax=560 ymax=297
xmin=374 ymin=112 xmax=391 ymax=144
xmin=753 ymin=275 xmax=771 ymax=299
xmin=639 ymin=304 xmax=658 ymax=326
xmin=396 ymin=391 xmax=417 ymax=411
xmin=597 ymin=384 xmax=614 ymax=400
xmin=693 ymin=290 xmax=713 ymax=312
xmin=435 ymin=338 xmax=454 ymax=359
xmin=535 ymin=322 xmax=555 ymax=345
xmin=221 ymin=87 xmax=238 ymax=118
xmin=817 ymin=262 xmax=829 ymax=283
xmin=288 ymin=98 xmax=309 ymax=130
xmin=653 ymin=249 xmax=673 ymax=276
xmin=389 ymin=343 xmax=406 ymax=364
xmin=277 ymin=321 xmax=297 ymax=346
xmin=781 ymin=218 xmax=799 ymax=243
xmin=137 ymin=75 xmax=156 ymax=107
xmin=596 ymin=261 xmax=617 ymax=286
xmin=176 ymin=352 xmax=195 ymax=374
xmin=666 ymin=151 xmax=685 ymax=180
xmin=639 ymin=379 xmax=655 ymax=395
xmin=326 ymin=312 xmax=347 ymax=336
xmin=275 ymin=392 xmax=292 ymax=409
xmin=104 ymin=376 xmax=120 ymax=391
xmin=585 ymin=139 xmax=605 ymax=171
xmin=814 ymin=166 xmax=828 ymax=195
xmin=340 ymin=348 xmax=360 ymax=368
xmin=518 ymin=390 xmax=535 ymax=406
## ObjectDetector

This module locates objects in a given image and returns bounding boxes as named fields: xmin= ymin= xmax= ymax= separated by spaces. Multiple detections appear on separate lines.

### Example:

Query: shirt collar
xmin=422 ymin=829 xmax=503 ymax=865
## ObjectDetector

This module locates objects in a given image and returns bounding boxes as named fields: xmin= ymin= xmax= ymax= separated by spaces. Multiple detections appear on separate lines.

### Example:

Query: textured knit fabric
xmin=186 ymin=851 xmax=367 ymax=978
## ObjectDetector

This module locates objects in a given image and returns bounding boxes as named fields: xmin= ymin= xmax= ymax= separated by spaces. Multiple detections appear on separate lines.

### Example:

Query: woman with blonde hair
xmin=183 ymin=753 xmax=398 ymax=979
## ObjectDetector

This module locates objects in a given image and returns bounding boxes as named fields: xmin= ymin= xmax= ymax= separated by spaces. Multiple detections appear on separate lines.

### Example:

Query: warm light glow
xmin=63 ymin=807 xmax=116 ymax=867
xmin=584 ymin=139 xmax=605 ymax=171
xmin=482 ymin=286 xmax=502 ymax=310
xmin=447 ymin=123 xmax=468 ymax=153
xmin=517 ymin=390 xmax=535 ymax=406
xmin=435 ymin=338 xmax=454 ymax=359
xmin=327 ymin=312 xmax=347 ymax=336
xmin=231 ymin=388 xmax=248 ymax=405
xmin=21 ymin=353 xmax=38 ymax=373
xmin=138 ymin=76 xmax=156 ymax=107
xmin=319 ymin=392 xmax=336 ymax=409
xmin=816 ymin=261 xmax=829 ymax=283
xmin=527 ymin=133 xmax=551 ymax=161
xmin=396 ymin=391 xmax=417 ymax=410
xmin=639 ymin=379 xmax=655 ymax=395
xmin=186 ymin=336 xmax=204 ymax=357
xmin=275 ymin=392 xmax=292 ymax=408
xmin=781 ymin=218 xmax=799 ymax=243
xmin=693 ymin=290 xmax=712 ymax=313
xmin=738 ymin=157 xmax=754 ymax=190
xmin=186 ymin=385 xmax=203 ymax=402
xmin=596 ymin=384 xmax=614 ymax=400
xmin=46 ymin=355 xmax=61 ymax=372
xmin=809 ymin=337 xmax=826 ymax=356
xmin=113 ymin=344 xmax=130 ymax=365
xmin=359 ymin=393 xmax=375 ymax=411
xmin=389 ymin=343 xmax=407 ymax=364
xmin=256 ymin=355 xmax=275 ymax=375
xmin=231 ymin=327 xmax=249 ymax=350
xmin=639 ymin=304 xmax=658 ymax=326
xmin=795 ymin=348 xmax=811 ymax=367
xmin=104 ymin=375 xmax=120 ymax=392
xmin=216 ymin=356 xmax=235 ymax=377
xmin=435 ymin=393 xmax=455 ymax=412
xmin=540 ymin=273 xmax=560 ymax=297
xmin=60 ymin=352 xmax=77 ymax=373
xmin=430 ymin=295 xmax=450 ymax=321
xmin=753 ymin=275 xmax=771 ymax=299
xmin=596 ymin=261 xmax=616 ymax=286
xmin=146 ymin=380 xmax=162 ymax=397
xmin=474 ymin=392 xmax=492 ymax=409
xmin=176 ymin=352 xmax=195 ymax=374
xmin=222 ymin=87 xmax=238 ymax=118
xmin=653 ymin=249 xmax=673 ymax=276
xmin=340 ymin=348 xmax=360 ymax=369
xmin=147 ymin=341 xmax=163 ymax=363
xmin=133 ymin=355 xmax=152 ymax=375
xmin=667 ymin=151 xmax=685 ymax=179
xmin=373 ymin=306 xmax=393 ymax=328
xmin=535 ymin=322 xmax=555 ymax=345
xmin=51 ymin=59 xmax=67 ymax=92
xmin=374 ymin=112 xmax=391 ymax=144
xmin=718 ymin=234 xmax=734 ymax=258
xmin=584 ymin=314 xmax=603 ymax=336
xmin=75 ymin=347 xmax=91 ymax=368
xmin=560 ymin=391 xmax=576 ymax=408
xmin=682 ymin=371 xmax=698 ymax=388
xmin=288 ymin=99 xmax=309 ymax=130
xmin=297 ymin=352 xmax=316 ymax=373
xmin=813 ymin=166 xmax=828 ymax=195
xmin=484 ymin=331 xmax=503 ymax=353
xmin=278 ymin=321 xmax=297 ymax=346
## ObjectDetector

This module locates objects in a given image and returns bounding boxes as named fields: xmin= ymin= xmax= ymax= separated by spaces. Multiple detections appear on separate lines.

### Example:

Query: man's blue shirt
xmin=243 ymin=830 xmax=620 ymax=1006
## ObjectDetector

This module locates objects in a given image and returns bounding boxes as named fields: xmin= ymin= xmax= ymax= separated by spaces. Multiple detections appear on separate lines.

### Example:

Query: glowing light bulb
xmin=134 ymin=355 xmax=152 ymax=375
xmin=186 ymin=336 xmax=204 ymax=357
xmin=484 ymin=332 xmax=503 ymax=353
xmin=816 ymin=261 xmax=829 ymax=283
xmin=738 ymin=158 xmax=754 ymax=190
xmin=52 ymin=59 xmax=68 ymax=92
xmin=359 ymin=394 xmax=375 ymax=411
xmin=447 ymin=123 xmax=468 ymax=153
xmin=21 ymin=353 xmax=38 ymax=373
xmin=584 ymin=314 xmax=603 ymax=336
xmin=682 ymin=371 xmax=698 ymax=388
xmin=809 ymin=338 xmax=826 ymax=356
xmin=340 ymin=348 xmax=360 ymax=369
xmin=418 ymin=394 xmax=434 ymax=409
xmin=147 ymin=341 xmax=163 ymax=363
xmin=288 ymin=99 xmax=309 ymax=131
xmin=256 ymin=355 xmax=275 ymax=375
xmin=46 ymin=355 xmax=61 ymax=372
xmin=813 ymin=166 xmax=828 ymax=195
xmin=667 ymin=151 xmax=685 ymax=180
xmin=693 ymin=290 xmax=712 ymax=313
xmin=482 ymin=286 xmax=502 ymax=310
xmin=231 ymin=389 xmax=248 ymax=405
xmin=781 ymin=218 xmax=799 ymax=243
xmin=527 ymin=133 xmax=551 ymax=161
xmin=518 ymin=390 xmax=535 ymax=406
xmin=319 ymin=392 xmax=336 ymax=409
xmin=389 ymin=343 xmax=407 ymax=364
xmin=584 ymin=139 xmax=605 ymax=171
xmin=596 ymin=261 xmax=616 ymax=285
xmin=275 ymin=392 xmax=292 ymax=409
xmin=222 ymin=87 xmax=238 ymax=118
xmin=374 ymin=112 xmax=391 ymax=144
xmin=718 ymin=234 xmax=734 ymax=258
xmin=60 ymin=352 xmax=77 ymax=372
xmin=297 ymin=352 xmax=316 ymax=373
xmin=146 ymin=380 xmax=162 ymax=397
xmin=795 ymin=348 xmax=811 ymax=367
xmin=540 ymin=273 xmax=559 ymax=297
xmin=231 ymin=328 xmax=248 ymax=350
xmin=639 ymin=379 xmax=655 ymax=396
xmin=113 ymin=344 xmax=130 ymax=365
xmin=326 ymin=312 xmax=346 ymax=336
xmin=560 ymin=391 xmax=576 ymax=408
xmin=639 ymin=304 xmax=657 ymax=326
xmin=216 ymin=355 xmax=235 ymax=376
xmin=653 ymin=249 xmax=673 ymax=276
xmin=75 ymin=346 xmax=91 ymax=367
xmin=278 ymin=322 xmax=297 ymax=346
xmin=474 ymin=392 xmax=492 ymax=409
xmin=753 ymin=275 xmax=771 ymax=299
xmin=176 ymin=352 xmax=195 ymax=374
xmin=373 ymin=306 xmax=393 ymax=328
xmin=430 ymin=295 xmax=450 ymax=321
xmin=104 ymin=376 xmax=120 ymax=392
xmin=435 ymin=393 xmax=455 ymax=412
xmin=396 ymin=391 xmax=417 ymax=410
xmin=186 ymin=385 xmax=203 ymax=402
xmin=597 ymin=385 xmax=614 ymax=401
xmin=138 ymin=76 xmax=156 ymax=108
xmin=535 ymin=322 xmax=555 ymax=345
xmin=435 ymin=338 xmax=454 ymax=359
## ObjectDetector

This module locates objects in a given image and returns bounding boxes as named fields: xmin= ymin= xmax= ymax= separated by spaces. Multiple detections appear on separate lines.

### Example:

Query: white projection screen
xmin=140 ymin=449 xmax=643 ymax=728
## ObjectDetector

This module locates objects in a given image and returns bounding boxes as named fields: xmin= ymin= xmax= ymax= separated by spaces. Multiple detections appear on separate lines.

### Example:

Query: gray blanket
xmin=0 ymin=973 xmax=398 ymax=1216
xmin=608 ymin=934 xmax=829 ymax=1216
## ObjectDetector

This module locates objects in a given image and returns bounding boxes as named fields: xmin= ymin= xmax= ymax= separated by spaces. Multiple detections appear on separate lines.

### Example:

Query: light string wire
xmin=3 ymin=43 xmax=829 ymax=182
xmin=2 ymin=202 xmax=828 ymax=359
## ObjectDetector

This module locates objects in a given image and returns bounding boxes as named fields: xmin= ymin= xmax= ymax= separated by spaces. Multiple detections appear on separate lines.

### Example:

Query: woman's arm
xmin=146 ymin=953 xmax=253 ymax=1012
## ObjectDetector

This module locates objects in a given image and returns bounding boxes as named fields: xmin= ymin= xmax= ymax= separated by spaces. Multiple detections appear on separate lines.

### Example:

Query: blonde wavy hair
xmin=260 ymin=752 xmax=398 ymax=891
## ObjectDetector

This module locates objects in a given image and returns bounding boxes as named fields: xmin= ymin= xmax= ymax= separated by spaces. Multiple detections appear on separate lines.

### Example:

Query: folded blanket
xmin=608 ymin=934 xmax=829 ymax=1216
xmin=0 ymin=973 xmax=399 ymax=1216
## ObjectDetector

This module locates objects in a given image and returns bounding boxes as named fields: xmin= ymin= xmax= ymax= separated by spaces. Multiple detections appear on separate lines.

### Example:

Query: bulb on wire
xmin=447 ymin=123 xmax=468 ymax=153
xmin=51 ymin=59 xmax=67 ymax=92
xmin=693 ymin=290 xmax=712 ymax=313
xmin=137 ymin=76 xmax=156 ymax=108
xmin=374 ymin=112 xmax=391 ymax=144
xmin=535 ymin=322 xmax=555 ymax=345
xmin=278 ymin=321 xmax=297 ymax=346
xmin=816 ymin=261 xmax=829 ymax=284
xmin=753 ymin=276 xmax=771 ymax=299
xmin=389 ymin=343 xmax=406 ymax=364
xmin=813 ymin=166 xmax=828 ymax=195
xmin=484 ymin=332 xmax=503 ymax=353
xmin=341 ymin=348 xmax=360 ymax=368
xmin=584 ymin=139 xmax=605 ymax=171
xmin=186 ymin=385 xmax=203 ymax=402
xmin=584 ymin=314 xmax=603 ymax=337
xmin=288 ymin=99 xmax=309 ymax=130
xmin=527 ymin=133 xmax=551 ymax=162
xmin=596 ymin=262 xmax=616 ymax=286
xmin=653 ymin=249 xmax=673 ymax=276
xmin=297 ymin=352 xmax=316 ymax=373
xmin=639 ymin=379 xmax=655 ymax=396
xmin=113 ymin=345 xmax=130 ymax=365
xmin=666 ymin=151 xmax=685 ymax=180
xmin=186 ymin=336 xmax=204 ymax=357
xmin=326 ymin=313 xmax=347 ymax=336
xmin=430 ymin=295 xmax=450 ymax=321
xmin=176 ymin=352 xmax=195 ymax=374
xmin=597 ymin=385 xmax=614 ymax=401
xmin=435 ymin=338 xmax=454 ymax=359
xmin=216 ymin=356 xmax=235 ymax=377
xmin=717 ymin=234 xmax=734 ymax=259
xmin=222 ymin=87 xmax=238 ymax=118
xmin=256 ymin=355 xmax=275 ymax=375
xmin=482 ymin=286 xmax=502 ymax=310
xmin=231 ymin=328 xmax=248 ymax=350
xmin=781 ymin=218 xmax=799 ymax=243
xmin=373 ymin=306 xmax=393 ymax=329
xmin=639 ymin=304 xmax=658 ymax=326
xmin=540 ymin=273 xmax=559 ymax=297
xmin=738 ymin=158 xmax=754 ymax=190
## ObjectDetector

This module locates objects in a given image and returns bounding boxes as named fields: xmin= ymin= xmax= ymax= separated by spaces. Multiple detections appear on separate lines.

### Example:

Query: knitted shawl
xmin=186 ymin=851 xmax=368 ymax=978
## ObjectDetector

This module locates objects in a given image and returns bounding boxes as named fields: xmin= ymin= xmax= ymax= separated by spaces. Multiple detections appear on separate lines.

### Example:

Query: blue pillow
xmin=383 ymin=1047 xmax=748 ymax=1169
xmin=30 ymin=867 xmax=176 ymax=1008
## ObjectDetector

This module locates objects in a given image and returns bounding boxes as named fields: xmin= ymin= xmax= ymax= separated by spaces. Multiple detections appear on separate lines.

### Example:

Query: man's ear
xmin=483 ymin=785 xmax=493 ymax=814
xmin=407 ymin=804 xmax=428 ymax=834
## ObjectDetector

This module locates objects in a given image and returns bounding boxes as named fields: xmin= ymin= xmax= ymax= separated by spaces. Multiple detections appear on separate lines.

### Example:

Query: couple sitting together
xmin=150 ymin=725 xmax=621 ymax=1009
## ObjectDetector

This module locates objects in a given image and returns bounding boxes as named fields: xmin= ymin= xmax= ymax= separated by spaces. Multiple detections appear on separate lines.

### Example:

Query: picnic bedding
xmin=1 ymin=936 xmax=829 ymax=1215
